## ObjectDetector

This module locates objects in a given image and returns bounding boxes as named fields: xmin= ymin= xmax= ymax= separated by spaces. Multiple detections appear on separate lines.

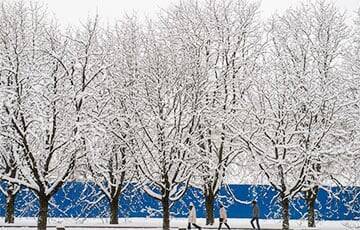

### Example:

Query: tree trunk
xmin=5 ymin=189 xmax=16 ymax=223
xmin=306 ymin=186 xmax=318 ymax=227
xmin=162 ymin=196 xmax=170 ymax=230
xmin=37 ymin=195 xmax=49 ymax=230
xmin=110 ymin=196 xmax=119 ymax=224
xmin=281 ymin=194 xmax=290 ymax=230
xmin=205 ymin=193 xmax=215 ymax=225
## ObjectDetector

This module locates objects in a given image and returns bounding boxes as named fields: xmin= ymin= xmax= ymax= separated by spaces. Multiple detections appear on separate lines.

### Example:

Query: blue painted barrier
xmin=0 ymin=182 xmax=358 ymax=220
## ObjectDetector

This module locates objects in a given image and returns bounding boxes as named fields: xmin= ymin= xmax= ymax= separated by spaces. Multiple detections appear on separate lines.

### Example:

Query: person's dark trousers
xmin=188 ymin=223 xmax=201 ymax=229
xmin=251 ymin=217 xmax=260 ymax=230
xmin=218 ymin=222 xmax=231 ymax=229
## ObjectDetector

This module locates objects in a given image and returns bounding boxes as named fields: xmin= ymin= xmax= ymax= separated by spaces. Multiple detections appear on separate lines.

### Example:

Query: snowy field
xmin=0 ymin=218 xmax=359 ymax=230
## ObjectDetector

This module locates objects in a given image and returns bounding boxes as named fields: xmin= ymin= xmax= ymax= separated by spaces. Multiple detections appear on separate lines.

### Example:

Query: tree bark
xmin=37 ymin=195 xmax=49 ymax=230
xmin=306 ymin=186 xmax=318 ymax=227
xmin=162 ymin=196 xmax=170 ymax=230
xmin=205 ymin=192 xmax=215 ymax=225
xmin=5 ymin=188 xmax=16 ymax=223
xmin=281 ymin=194 xmax=290 ymax=230
xmin=110 ymin=196 xmax=120 ymax=224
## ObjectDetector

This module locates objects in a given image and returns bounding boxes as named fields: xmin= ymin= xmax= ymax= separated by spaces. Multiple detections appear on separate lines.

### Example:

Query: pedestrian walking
xmin=250 ymin=200 xmax=261 ymax=230
xmin=218 ymin=204 xmax=231 ymax=230
xmin=188 ymin=203 xmax=202 ymax=230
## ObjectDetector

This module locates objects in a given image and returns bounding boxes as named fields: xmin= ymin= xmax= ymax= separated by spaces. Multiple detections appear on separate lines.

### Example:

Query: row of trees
xmin=0 ymin=0 xmax=359 ymax=230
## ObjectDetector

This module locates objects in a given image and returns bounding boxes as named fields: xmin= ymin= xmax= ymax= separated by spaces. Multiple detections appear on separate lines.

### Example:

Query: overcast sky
xmin=40 ymin=0 xmax=360 ymax=25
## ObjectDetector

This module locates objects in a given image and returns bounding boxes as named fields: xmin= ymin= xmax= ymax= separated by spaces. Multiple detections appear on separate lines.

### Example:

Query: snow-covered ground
xmin=0 ymin=218 xmax=359 ymax=229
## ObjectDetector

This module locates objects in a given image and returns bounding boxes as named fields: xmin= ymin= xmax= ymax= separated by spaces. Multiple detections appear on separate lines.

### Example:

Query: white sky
xmin=38 ymin=0 xmax=360 ymax=25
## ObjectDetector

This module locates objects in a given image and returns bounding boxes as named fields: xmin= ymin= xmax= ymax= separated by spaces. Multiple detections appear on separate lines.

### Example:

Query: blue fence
xmin=0 ymin=182 xmax=359 ymax=220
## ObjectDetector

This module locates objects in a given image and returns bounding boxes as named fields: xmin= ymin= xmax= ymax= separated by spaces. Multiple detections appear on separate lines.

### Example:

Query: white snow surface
xmin=0 ymin=218 xmax=359 ymax=229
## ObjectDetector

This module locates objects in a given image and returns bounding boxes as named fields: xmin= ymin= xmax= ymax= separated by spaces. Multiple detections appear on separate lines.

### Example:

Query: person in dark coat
xmin=250 ymin=200 xmax=261 ymax=230
xmin=218 ymin=204 xmax=231 ymax=229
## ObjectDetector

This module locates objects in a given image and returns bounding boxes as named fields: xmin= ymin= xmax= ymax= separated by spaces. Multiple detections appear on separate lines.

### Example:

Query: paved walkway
xmin=0 ymin=223 xmax=314 ymax=230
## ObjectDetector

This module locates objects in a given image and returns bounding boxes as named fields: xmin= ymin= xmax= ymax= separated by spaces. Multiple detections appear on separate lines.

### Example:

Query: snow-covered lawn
xmin=0 ymin=218 xmax=359 ymax=229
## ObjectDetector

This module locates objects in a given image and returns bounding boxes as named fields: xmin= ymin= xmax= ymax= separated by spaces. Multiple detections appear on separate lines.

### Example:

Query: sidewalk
xmin=0 ymin=217 xmax=358 ymax=230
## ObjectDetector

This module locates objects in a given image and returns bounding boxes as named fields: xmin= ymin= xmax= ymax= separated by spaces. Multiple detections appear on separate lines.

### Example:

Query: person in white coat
xmin=188 ymin=203 xmax=202 ymax=229
xmin=218 ymin=204 xmax=231 ymax=230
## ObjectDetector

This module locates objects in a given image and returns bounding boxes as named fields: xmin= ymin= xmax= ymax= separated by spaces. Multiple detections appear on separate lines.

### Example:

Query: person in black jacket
xmin=250 ymin=200 xmax=261 ymax=230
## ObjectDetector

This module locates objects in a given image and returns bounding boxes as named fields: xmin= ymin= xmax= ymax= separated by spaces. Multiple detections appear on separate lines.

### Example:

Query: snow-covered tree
xmin=0 ymin=3 xmax=23 ymax=223
xmin=129 ymin=20 xmax=205 ymax=229
xmin=84 ymin=16 xmax=141 ymax=224
xmin=0 ymin=2 xmax=79 ymax=229
xmin=234 ymin=1 xmax=349 ymax=229
xmin=342 ymin=7 xmax=360 ymax=224
xmin=296 ymin=2 xmax=348 ymax=227
xmin=162 ymin=0 xmax=263 ymax=224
